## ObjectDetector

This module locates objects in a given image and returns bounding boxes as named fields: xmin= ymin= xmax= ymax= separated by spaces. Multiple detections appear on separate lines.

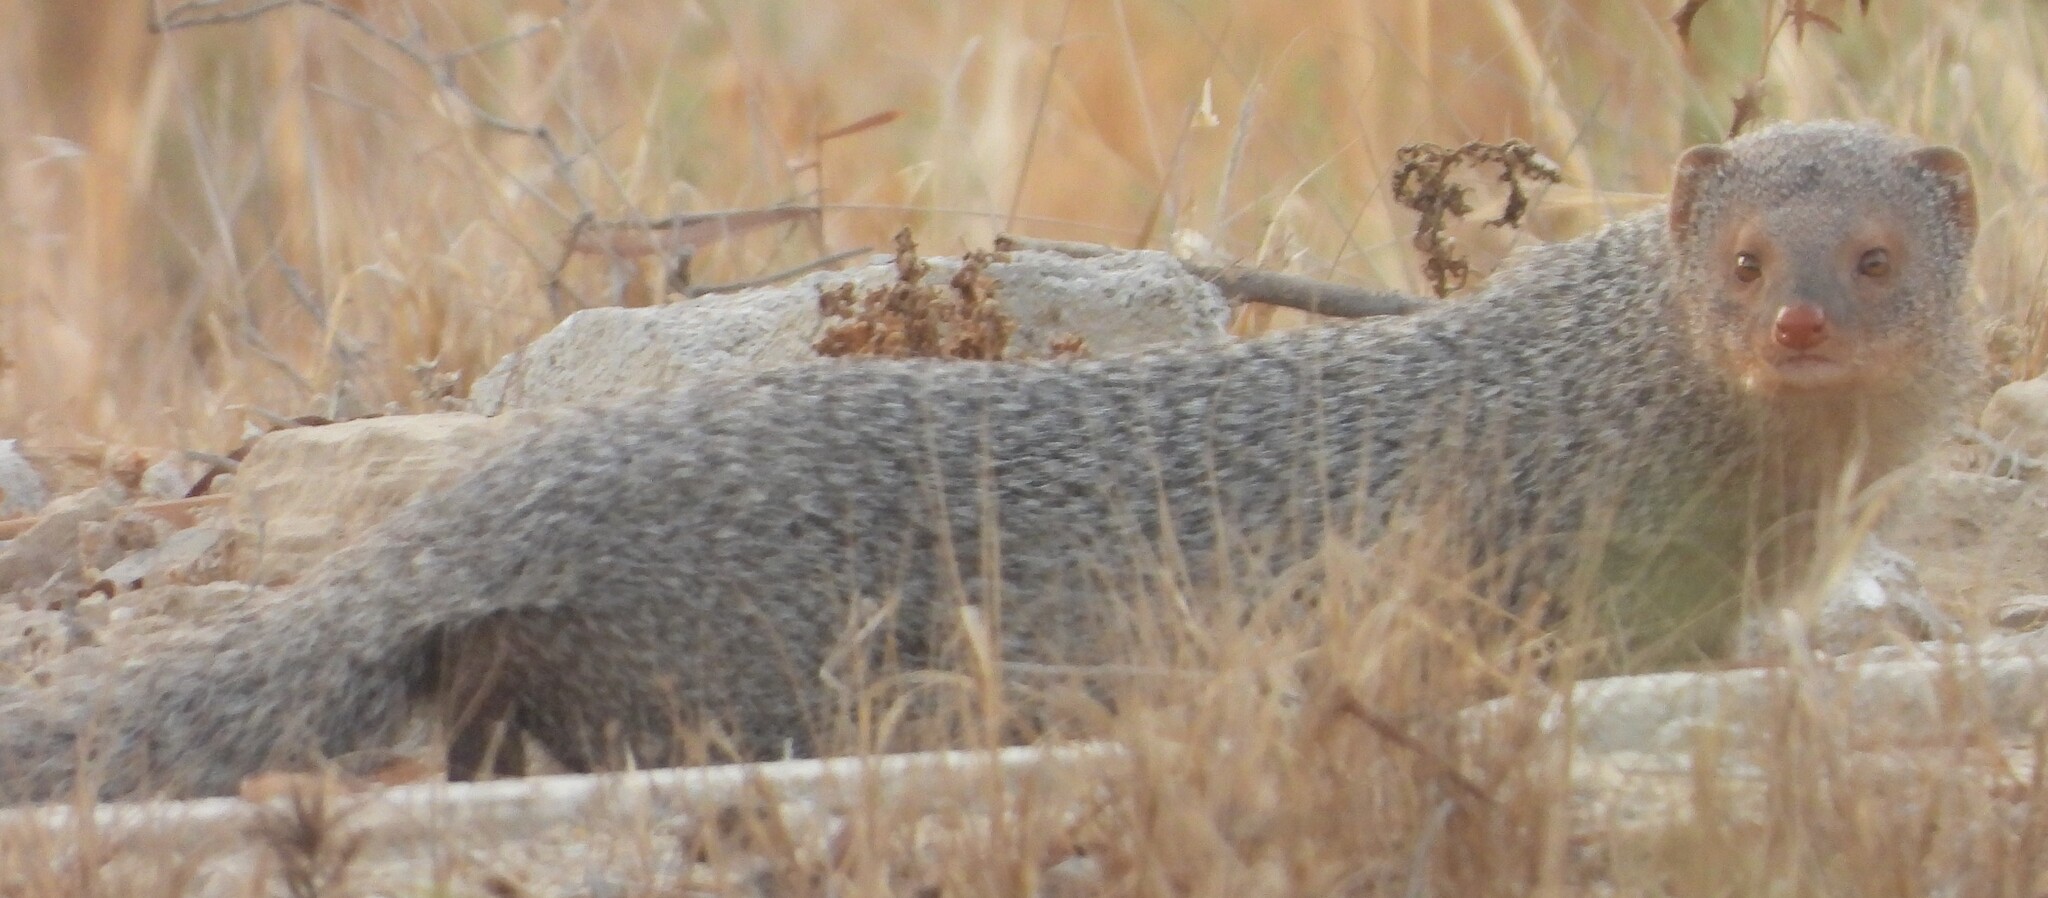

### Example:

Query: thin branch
xmin=447 ymin=19 xmax=556 ymax=59
xmin=545 ymin=213 xmax=596 ymax=316
xmin=817 ymin=110 xmax=902 ymax=143
xmin=153 ymin=0 xmax=583 ymax=187
xmin=1134 ymin=19 xmax=1233 ymax=250
xmin=148 ymin=0 xmax=296 ymax=31
xmin=566 ymin=206 xmax=823 ymax=257
xmin=1006 ymin=0 xmax=1076 ymax=234
xmin=683 ymin=247 xmax=873 ymax=298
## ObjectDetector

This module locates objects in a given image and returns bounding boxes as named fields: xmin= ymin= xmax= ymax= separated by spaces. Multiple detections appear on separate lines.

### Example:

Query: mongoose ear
xmin=1905 ymin=145 xmax=1977 ymax=237
xmin=1669 ymin=144 xmax=1733 ymax=240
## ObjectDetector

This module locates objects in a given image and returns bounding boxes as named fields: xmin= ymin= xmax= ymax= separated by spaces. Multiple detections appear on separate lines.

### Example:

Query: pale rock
xmin=1980 ymin=376 xmax=2048 ymax=460
xmin=0 ymin=440 xmax=46 ymax=518
xmin=1806 ymin=538 xmax=1962 ymax=653
xmin=1884 ymin=470 xmax=2048 ymax=614
xmin=468 ymin=248 xmax=1233 ymax=414
xmin=139 ymin=454 xmax=202 ymax=500
xmin=77 ymin=510 xmax=171 ymax=572
xmin=1994 ymin=595 xmax=2048 ymax=631
xmin=1476 ymin=652 xmax=2048 ymax=756
xmin=96 ymin=527 xmax=232 ymax=591
xmin=0 ymin=486 xmax=123 ymax=594
xmin=114 ymin=581 xmax=270 ymax=626
xmin=230 ymin=413 xmax=514 ymax=583
xmin=1735 ymin=538 xmax=1960 ymax=661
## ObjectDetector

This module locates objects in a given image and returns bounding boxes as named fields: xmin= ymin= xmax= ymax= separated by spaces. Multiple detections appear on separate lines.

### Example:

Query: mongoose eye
xmin=1858 ymin=248 xmax=1891 ymax=278
xmin=1733 ymin=252 xmax=1762 ymax=284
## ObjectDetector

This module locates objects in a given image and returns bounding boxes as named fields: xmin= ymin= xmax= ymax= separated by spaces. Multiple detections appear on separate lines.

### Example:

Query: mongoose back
xmin=0 ymin=120 xmax=1980 ymax=803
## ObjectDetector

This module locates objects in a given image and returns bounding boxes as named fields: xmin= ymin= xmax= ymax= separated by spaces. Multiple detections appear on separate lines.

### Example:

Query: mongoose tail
xmin=0 ymin=541 xmax=468 ymax=801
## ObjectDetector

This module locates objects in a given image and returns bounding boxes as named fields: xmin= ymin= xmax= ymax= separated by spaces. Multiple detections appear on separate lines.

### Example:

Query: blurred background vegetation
xmin=0 ymin=0 xmax=2038 ymax=447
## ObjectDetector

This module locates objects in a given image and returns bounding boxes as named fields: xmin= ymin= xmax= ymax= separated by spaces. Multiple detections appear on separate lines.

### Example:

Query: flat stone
xmin=0 ymin=487 xmax=122 ymax=594
xmin=1994 ymin=595 xmax=2048 ymax=631
xmin=96 ymin=527 xmax=232 ymax=592
xmin=468 ymin=249 xmax=1232 ymax=414
xmin=0 ymin=440 xmax=46 ymax=518
xmin=1980 ymin=376 xmax=2048 ymax=459
xmin=1807 ymin=538 xmax=1961 ymax=652
xmin=229 ymin=414 xmax=513 ymax=584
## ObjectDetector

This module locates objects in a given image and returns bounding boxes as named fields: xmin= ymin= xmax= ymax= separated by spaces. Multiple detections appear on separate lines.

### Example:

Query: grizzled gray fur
xmin=0 ymin=120 xmax=1980 ymax=803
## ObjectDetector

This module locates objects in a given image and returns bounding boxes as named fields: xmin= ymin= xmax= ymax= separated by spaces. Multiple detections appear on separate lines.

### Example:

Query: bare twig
xmin=157 ymin=1 xmax=563 ymax=149
xmin=149 ymin=0 xmax=297 ymax=30
xmin=1672 ymin=0 xmax=1874 ymax=138
xmin=277 ymin=259 xmax=370 ymax=403
xmin=152 ymin=0 xmax=631 ymax=328
xmin=235 ymin=324 xmax=318 ymax=394
xmin=1007 ymin=0 xmax=1077 ymax=234
xmin=665 ymin=247 xmax=696 ymax=296
xmin=566 ymin=206 xmax=824 ymax=258
xmin=182 ymin=451 xmax=242 ymax=498
xmin=684 ymin=247 xmax=874 ymax=298
xmin=152 ymin=0 xmax=594 ymax=248
xmin=816 ymin=110 xmax=902 ymax=143
xmin=994 ymin=234 xmax=1425 ymax=319
xmin=447 ymin=19 xmax=557 ymax=59
xmin=803 ymin=112 xmax=900 ymax=257
xmin=557 ymin=207 xmax=833 ymax=304
xmin=1134 ymin=96 xmax=1203 ymax=252
xmin=1329 ymin=694 xmax=1496 ymax=805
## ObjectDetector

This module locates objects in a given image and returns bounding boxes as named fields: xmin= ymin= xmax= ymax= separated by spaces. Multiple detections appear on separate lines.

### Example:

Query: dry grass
xmin=7 ymin=525 xmax=2044 ymax=896
xmin=3 ymin=0 xmax=2047 ymax=894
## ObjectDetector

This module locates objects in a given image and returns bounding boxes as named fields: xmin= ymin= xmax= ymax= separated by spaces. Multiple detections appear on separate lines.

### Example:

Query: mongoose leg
xmin=434 ymin=615 xmax=530 ymax=781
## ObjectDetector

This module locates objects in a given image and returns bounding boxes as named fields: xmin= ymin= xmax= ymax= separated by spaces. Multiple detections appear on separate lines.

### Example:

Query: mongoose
xmin=0 ymin=120 xmax=1979 ymax=804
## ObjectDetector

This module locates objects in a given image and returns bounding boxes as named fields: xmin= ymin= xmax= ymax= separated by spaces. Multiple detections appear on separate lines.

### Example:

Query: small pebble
xmin=1994 ymin=595 xmax=2048 ymax=631
xmin=0 ymin=440 xmax=47 ymax=518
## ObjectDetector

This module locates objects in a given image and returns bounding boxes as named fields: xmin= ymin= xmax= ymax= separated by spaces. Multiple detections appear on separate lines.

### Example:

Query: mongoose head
xmin=1665 ymin=120 xmax=1977 ymax=398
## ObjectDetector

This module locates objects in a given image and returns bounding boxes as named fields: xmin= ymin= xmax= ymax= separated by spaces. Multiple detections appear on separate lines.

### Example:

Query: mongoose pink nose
xmin=1773 ymin=304 xmax=1829 ymax=351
